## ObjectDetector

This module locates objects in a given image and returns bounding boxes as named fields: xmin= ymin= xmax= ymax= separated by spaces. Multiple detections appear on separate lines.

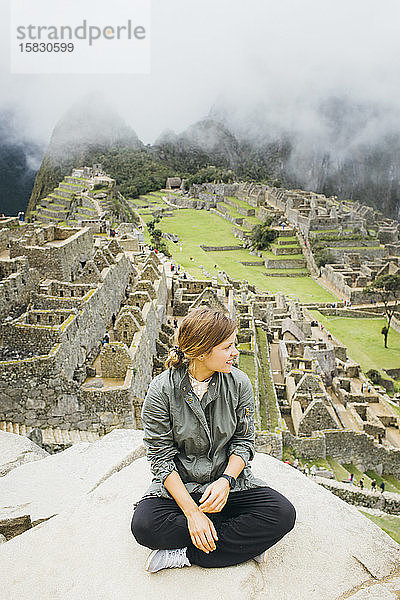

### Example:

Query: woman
xmin=131 ymin=307 xmax=296 ymax=572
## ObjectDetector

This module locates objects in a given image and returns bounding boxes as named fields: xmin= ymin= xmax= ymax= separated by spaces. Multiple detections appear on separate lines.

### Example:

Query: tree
xmin=314 ymin=248 xmax=335 ymax=269
xmin=381 ymin=326 xmax=389 ymax=349
xmin=250 ymin=218 xmax=277 ymax=251
xmin=146 ymin=215 xmax=171 ymax=257
xmin=365 ymin=274 xmax=400 ymax=348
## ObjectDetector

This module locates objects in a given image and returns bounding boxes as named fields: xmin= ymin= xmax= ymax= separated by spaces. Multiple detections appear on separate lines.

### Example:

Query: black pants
xmin=131 ymin=486 xmax=296 ymax=568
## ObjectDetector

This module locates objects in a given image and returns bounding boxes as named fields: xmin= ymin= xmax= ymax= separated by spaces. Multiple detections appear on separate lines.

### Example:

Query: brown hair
xmin=164 ymin=307 xmax=237 ymax=369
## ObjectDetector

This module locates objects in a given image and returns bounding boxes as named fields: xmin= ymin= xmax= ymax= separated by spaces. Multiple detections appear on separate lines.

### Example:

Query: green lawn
xmin=239 ymin=353 xmax=256 ymax=390
xmin=326 ymin=457 xmax=351 ymax=481
xmin=359 ymin=511 xmax=400 ymax=544
xmin=276 ymin=236 xmax=298 ymax=243
xmin=218 ymin=203 xmax=243 ymax=219
xmin=262 ymin=277 xmax=335 ymax=301
xmin=226 ymin=196 xmax=254 ymax=210
xmin=342 ymin=463 xmax=373 ymax=486
xmin=243 ymin=215 xmax=263 ymax=226
xmin=141 ymin=207 xmax=336 ymax=301
xmin=365 ymin=470 xmax=400 ymax=493
xmin=309 ymin=312 xmax=400 ymax=373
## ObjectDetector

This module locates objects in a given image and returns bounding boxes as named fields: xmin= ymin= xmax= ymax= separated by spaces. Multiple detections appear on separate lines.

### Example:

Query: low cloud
xmin=0 ymin=0 xmax=399 ymax=150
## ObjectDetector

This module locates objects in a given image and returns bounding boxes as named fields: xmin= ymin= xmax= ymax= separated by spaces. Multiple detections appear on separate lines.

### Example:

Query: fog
xmin=1 ymin=0 xmax=400 ymax=148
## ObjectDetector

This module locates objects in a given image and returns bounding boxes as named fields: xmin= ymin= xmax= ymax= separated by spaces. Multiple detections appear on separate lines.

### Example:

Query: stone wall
xmin=129 ymin=301 xmax=160 ymax=399
xmin=283 ymin=429 xmax=400 ymax=478
xmin=0 ymin=227 xmax=17 ymax=252
xmin=165 ymin=196 xmax=208 ymax=210
xmin=79 ymin=366 xmax=135 ymax=431
xmin=255 ymin=431 xmax=283 ymax=459
xmin=211 ymin=208 xmax=244 ymax=227
xmin=100 ymin=342 xmax=132 ymax=378
xmin=329 ymin=246 xmax=387 ymax=262
xmin=10 ymin=227 xmax=93 ymax=281
xmin=316 ymin=477 xmax=400 ymax=515
xmin=272 ymin=245 xmax=302 ymax=256
xmin=0 ymin=217 xmax=19 ymax=229
xmin=191 ymin=183 xmax=239 ymax=198
xmin=0 ymin=253 xmax=133 ymax=431
xmin=283 ymin=430 xmax=327 ymax=458
xmin=324 ymin=429 xmax=400 ymax=478
xmin=0 ymin=257 xmax=40 ymax=317
xmin=265 ymin=258 xmax=306 ymax=269
xmin=0 ymin=316 xmax=62 ymax=355
xmin=231 ymin=226 xmax=250 ymax=242
xmin=200 ymin=245 xmax=243 ymax=252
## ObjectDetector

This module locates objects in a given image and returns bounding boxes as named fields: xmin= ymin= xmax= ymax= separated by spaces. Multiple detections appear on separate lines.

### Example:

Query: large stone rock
xmin=0 ymin=430 xmax=48 ymax=477
xmin=0 ymin=448 xmax=399 ymax=600
xmin=0 ymin=429 xmax=145 ymax=522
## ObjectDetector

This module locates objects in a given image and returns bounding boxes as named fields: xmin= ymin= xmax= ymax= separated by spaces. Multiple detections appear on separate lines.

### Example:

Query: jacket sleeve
xmin=228 ymin=375 xmax=256 ymax=466
xmin=141 ymin=380 xmax=178 ymax=484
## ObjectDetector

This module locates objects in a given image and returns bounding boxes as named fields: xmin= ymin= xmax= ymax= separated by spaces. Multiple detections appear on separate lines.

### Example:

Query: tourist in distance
xmin=131 ymin=307 xmax=296 ymax=573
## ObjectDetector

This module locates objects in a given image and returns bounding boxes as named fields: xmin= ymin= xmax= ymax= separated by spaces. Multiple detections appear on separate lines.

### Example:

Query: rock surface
xmin=0 ymin=430 xmax=49 ymax=477
xmin=0 ymin=429 xmax=145 ymax=522
xmin=0 ymin=433 xmax=399 ymax=600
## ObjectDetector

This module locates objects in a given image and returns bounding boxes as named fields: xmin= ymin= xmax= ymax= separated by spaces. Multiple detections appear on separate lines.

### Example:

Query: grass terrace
xmin=256 ymin=326 xmax=280 ymax=431
xmin=217 ymin=202 xmax=244 ymax=219
xmin=238 ymin=353 xmax=256 ymax=391
xmin=141 ymin=207 xmax=337 ymax=301
xmin=309 ymin=312 xmax=400 ymax=375
xmin=243 ymin=215 xmax=263 ymax=226
xmin=226 ymin=196 xmax=255 ymax=210
xmin=360 ymin=512 xmax=400 ymax=544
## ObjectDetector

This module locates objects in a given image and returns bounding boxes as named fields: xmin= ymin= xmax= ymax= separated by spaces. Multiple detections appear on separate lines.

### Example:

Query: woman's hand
xmin=186 ymin=508 xmax=219 ymax=553
xmin=198 ymin=478 xmax=230 ymax=514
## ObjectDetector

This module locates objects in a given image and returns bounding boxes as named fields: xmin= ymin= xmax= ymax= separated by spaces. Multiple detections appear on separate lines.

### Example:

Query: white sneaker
xmin=253 ymin=550 xmax=269 ymax=564
xmin=145 ymin=547 xmax=191 ymax=573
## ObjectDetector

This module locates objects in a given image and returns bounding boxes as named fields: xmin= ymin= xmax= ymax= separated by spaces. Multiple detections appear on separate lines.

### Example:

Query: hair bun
xmin=172 ymin=345 xmax=184 ymax=360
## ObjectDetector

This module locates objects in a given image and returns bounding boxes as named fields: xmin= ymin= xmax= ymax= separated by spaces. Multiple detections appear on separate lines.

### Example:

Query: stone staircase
xmin=0 ymin=421 xmax=100 ymax=449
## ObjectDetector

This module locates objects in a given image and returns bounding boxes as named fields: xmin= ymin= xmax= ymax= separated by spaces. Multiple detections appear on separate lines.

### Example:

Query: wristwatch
xmin=219 ymin=474 xmax=236 ymax=489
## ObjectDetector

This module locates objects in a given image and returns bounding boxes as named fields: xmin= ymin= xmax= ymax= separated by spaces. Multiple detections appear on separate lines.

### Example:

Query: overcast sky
xmin=1 ymin=0 xmax=400 ymax=145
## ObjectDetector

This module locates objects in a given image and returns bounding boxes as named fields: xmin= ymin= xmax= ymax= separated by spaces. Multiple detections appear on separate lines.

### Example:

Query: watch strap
xmin=219 ymin=474 xmax=236 ymax=489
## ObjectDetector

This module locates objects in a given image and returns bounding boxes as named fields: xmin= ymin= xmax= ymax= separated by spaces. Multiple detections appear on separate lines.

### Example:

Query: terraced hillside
xmin=132 ymin=190 xmax=336 ymax=302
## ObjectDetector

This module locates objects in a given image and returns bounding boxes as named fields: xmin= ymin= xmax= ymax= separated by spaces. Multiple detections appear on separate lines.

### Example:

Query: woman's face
xmin=203 ymin=331 xmax=239 ymax=373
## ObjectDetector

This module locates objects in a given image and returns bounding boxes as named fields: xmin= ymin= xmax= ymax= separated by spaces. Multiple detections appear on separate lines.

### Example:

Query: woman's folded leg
xmin=131 ymin=497 xmax=192 ymax=550
xmin=187 ymin=487 xmax=296 ymax=568
xmin=131 ymin=487 xmax=296 ymax=570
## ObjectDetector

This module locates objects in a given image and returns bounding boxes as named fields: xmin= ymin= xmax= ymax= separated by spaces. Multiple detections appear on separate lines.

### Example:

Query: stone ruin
xmin=164 ymin=269 xmax=400 ymax=479
xmin=0 ymin=212 xmax=173 ymax=450
xmin=1 ymin=173 xmax=400 ymax=479
xmin=30 ymin=165 xmax=138 ymax=233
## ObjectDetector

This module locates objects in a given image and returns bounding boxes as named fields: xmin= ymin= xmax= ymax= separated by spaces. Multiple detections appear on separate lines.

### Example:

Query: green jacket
xmin=141 ymin=364 xmax=266 ymax=499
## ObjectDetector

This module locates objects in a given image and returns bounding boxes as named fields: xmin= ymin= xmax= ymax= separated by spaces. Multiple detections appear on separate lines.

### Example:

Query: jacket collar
xmin=176 ymin=363 xmax=219 ymax=391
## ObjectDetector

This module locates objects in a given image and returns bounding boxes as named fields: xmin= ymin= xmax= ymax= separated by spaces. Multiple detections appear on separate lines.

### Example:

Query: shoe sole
xmin=145 ymin=549 xmax=159 ymax=572
xmin=254 ymin=551 xmax=269 ymax=564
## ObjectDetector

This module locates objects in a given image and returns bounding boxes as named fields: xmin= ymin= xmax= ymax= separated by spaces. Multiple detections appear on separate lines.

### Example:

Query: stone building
xmin=0 ymin=211 xmax=170 ymax=444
